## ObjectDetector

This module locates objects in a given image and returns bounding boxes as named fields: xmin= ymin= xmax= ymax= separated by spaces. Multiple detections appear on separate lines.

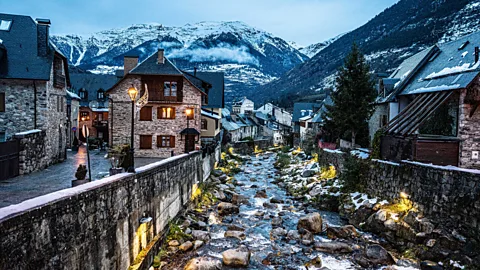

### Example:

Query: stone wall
xmin=368 ymin=103 xmax=388 ymax=143
xmin=108 ymin=76 xmax=202 ymax=158
xmin=458 ymin=84 xmax=480 ymax=169
xmin=14 ymin=130 xmax=48 ymax=175
xmin=0 ymin=152 xmax=205 ymax=270
xmin=233 ymin=138 xmax=273 ymax=155
xmin=317 ymin=149 xmax=480 ymax=242
xmin=202 ymin=144 xmax=221 ymax=181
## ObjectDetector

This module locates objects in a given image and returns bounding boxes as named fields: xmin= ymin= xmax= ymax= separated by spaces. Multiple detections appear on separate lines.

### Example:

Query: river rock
xmin=169 ymin=240 xmax=180 ymax=247
xmin=420 ymin=261 xmax=443 ymax=270
xmin=227 ymin=224 xmax=245 ymax=231
xmin=225 ymin=230 xmax=246 ymax=240
xmin=271 ymin=216 xmax=283 ymax=227
xmin=192 ymin=230 xmax=211 ymax=241
xmin=222 ymin=246 xmax=251 ymax=267
xmin=297 ymin=212 xmax=323 ymax=233
xmin=231 ymin=193 xmax=249 ymax=205
xmin=270 ymin=227 xmax=287 ymax=239
xmin=255 ymin=189 xmax=268 ymax=198
xmin=184 ymin=256 xmax=222 ymax=270
xmin=263 ymin=202 xmax=277 ymax=209
xmin=270 ymin=197 xmax=284 ymax=204
xmin=217 ymin=202 xmax=239 ymax=216
xmin=194 ymin=240 xmax=204 ymax=250
xmin=179 ymin=241 xmax=193 ymax=252
xmin=314 ymin=242 xmax=353 ymax=254
xmin=213 ymin=190 xmax=226 ymax=201
xmin=218 ymin=174 xmax=228 ymax=182
xmin=212 ymin=170 xmax=223 ymax=177
xmin=287 ymin=230 xmax=301 ymax=240
xmin=365 ymin=244 xmax=395 ymax=265
xmin=326 ymin=225 xmax=358 ymax=239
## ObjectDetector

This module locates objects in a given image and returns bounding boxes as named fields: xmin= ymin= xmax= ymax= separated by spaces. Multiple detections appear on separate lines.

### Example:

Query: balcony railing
xmin=53 ymin=72 xmax=66 ymax=89
xmin=93 ymin=120 xmax=108 ymax=129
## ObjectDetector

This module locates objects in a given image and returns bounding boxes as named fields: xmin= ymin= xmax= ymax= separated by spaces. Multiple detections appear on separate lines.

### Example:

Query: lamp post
xmin=185 ymin=108 xmax=193 ymax=129
xmin=185 ymin=108 xmax=193 ymax=153
xmin=127 ymin=85 xmax=138 ymax=173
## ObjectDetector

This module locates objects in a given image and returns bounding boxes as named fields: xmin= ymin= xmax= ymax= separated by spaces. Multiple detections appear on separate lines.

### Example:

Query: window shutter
xmin=0 ymin=93 xmax=4 ymax=112
xmin=140 ymin=106 xmax=152 ymax=121
xmin=177 ymin=80 xmax=183 ymax=102
xmin=140 ymin=135 xmax=152 ymax=149
xmin=171 ymin=107 xmax=176 ymax=119
xmin=170 ymin=136 xmax=175 ymax=147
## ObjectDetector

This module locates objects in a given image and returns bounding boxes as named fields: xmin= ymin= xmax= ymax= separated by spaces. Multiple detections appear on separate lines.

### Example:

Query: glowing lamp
xmin=185 ymin=108 xmax=193 ymax=116
xmin=127 ymin=85 xmax=138 ymax=101
xmin=400 ymin=192 xmax=409 ymax=199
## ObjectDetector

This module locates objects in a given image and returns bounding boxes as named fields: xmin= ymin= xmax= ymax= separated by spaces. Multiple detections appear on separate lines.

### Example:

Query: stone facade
xmin=0 ymin=151 xmax=208 ymax=270
xmin=458 ymin=82 xmax=480 ymax=169
xmin=368 ymin=103 xmax=388 ymax=142
xmin=318 ymin=150 xmax=480 ymax=243
xmin=66 ymin=98 xmax=79 ymax=148
xmin=14 ymin=130 xmax=47 ymax=174
xmin=108 ymin=76 xmax=202 ymax=158
xmin=0 ymin=59 xmax=67 ymax=167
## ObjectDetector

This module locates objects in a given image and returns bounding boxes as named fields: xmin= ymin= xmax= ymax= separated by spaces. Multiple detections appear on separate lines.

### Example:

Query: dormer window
xmin=0 ymin=20 xmax=12 ymax=31
xmin=97 ymin=89 xmax=105 ymax=100
xmin=79 ymin=89 xmax=88 ymax=100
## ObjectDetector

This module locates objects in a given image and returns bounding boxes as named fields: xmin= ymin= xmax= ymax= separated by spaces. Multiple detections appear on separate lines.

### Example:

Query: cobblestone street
xmin=0 ymin=145 xmax=163 ymax=208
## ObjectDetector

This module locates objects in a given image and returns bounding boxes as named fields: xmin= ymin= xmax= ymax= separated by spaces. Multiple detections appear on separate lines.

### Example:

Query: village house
xmin=232 ymin=97 xmax=254 ymax=114
xmin=107 ymin=49 xmax=208 ymax=157
xmin=70 ymin=73 xmax=119 ymax=144
xmin=66 ymin=90 xmax=80 ymax=148
xmin=380 ymin=32 xmax=480 ymax=168
xmin=292 ymin=103 xmax=319 ymax=145
xmin=0 ymin=13 xmax=70 ymax=176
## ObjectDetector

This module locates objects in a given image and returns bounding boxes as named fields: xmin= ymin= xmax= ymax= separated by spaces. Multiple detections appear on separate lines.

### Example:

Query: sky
xmin=3 ymin=0 xmax=399 ymax=46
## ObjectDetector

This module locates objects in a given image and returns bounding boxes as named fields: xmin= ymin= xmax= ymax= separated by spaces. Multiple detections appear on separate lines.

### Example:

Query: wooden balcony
xmin=53 ymin=72 xmax=66 ymax=89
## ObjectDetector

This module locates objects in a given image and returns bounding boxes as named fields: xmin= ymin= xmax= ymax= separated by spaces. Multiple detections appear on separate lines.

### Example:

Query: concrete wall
xmin=0 ymin=152 xmax=204 ymax=270
xmin=318 ymin=149 xmax=480 ymax=242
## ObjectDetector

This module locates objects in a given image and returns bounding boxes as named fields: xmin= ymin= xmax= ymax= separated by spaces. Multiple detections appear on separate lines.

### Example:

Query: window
xmin=0 ymin=93 xmax=5 ymax=112
xmin=0 ymin=132 xmax=5 ymax=142
xmin=201 ymin=119 xmax=208 ymax=130
xmin=157 ymin=135 xmax=175 ymax=148
xmin=97 ymin=90 xmax=105 ymax=100
xmin=215 ymin=119 xmax=219 ymax=130
xmin=79 ymin=89 xmax=87 ymax=100
xmin=0 ymin=20 xmax=12 ymax=31
xmin=140 ymin=135 xmax=152 ymax=149
xmin=380 ymin=115 xmax=388 ymax=128
xmin=164 ymin=82 xmax=177 ymax=97
xmin=158 ymin=107 xmax=175 ymax=119
xmin=140 ymin=106 xmax=152 ymax=121
xmin=80 ymin=111 xmax=90 ymax=121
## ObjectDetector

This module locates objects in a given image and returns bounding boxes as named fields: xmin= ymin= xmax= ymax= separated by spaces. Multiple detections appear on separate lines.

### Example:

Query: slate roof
xmin=70 ymin=73 xmax=119 ymax=106
xmin=399 ymin=33 xmax=480 ymax=95
xmin=222 ymin=118 xmax=241 ymax=131
xmin=196 ymin=72 xmax=225 ymax=109
xmin=129 ymin=52 xmax=183 ymax=76
xmin=0 ymin=13 xmax=68 ymax=81
xmin=292 ymin=103 xmax=319 ymax=122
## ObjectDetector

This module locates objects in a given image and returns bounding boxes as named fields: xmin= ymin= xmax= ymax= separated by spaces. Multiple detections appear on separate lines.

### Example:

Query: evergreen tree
xmin=323 ymin=43 xmax=376 ymax=147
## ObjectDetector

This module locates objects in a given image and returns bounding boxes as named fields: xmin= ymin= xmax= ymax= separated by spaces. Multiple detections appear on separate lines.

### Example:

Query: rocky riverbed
xmin=152 ymin=150 xmax=467 ymax=269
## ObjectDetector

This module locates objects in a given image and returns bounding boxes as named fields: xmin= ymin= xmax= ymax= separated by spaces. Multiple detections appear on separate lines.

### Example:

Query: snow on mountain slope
xmin=299 ymin=33 xmax=347 ymax=58
xmin=51 ymin=21 xmax=308 ymax=103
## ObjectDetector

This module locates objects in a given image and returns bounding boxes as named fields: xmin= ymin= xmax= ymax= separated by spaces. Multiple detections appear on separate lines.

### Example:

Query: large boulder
xmin=314 ymin=242 xmax=353 ymax=254
xmin=225 ymin=230 xmax=246 ymax=240
xmin=222 ymin=246 xmax=251 ymax=267
xmin=365 ymin=244 xmax=395 ymax=265
xmin=297 ymin=212 xmax=323 ymax=233
xmin=301 ymin=163 xmax=319 ymax=177
xmin=231 ymin=193 xmax=249 ymax=205
xmin=326 ymin=225 xmax=358 ymax=239
xmin=192 ymin=230 xmax=211 ymax=241
xmin=179 ymin=241 xmax=193 ymax=252
xmin=184 ymin=256 xmax=222 ymax=270
xmin=255 ymin=189 xmax=268 ymax=198
xmin=217 ymin=202 xmax=239 ymax=216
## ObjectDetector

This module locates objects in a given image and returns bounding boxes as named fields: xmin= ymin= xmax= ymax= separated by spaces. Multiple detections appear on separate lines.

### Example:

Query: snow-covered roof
xmin=66 ymin=90 xmax=81 ymax=100
xmin=91 ymin=108 xmax=109 ymax=112
xmin=221 ymin=118 xmax=241 ymax=131
xmin=201 ymin=109 xmax=221 ymax=120
xmin=15 ymin=129 xmax=41 ymax=136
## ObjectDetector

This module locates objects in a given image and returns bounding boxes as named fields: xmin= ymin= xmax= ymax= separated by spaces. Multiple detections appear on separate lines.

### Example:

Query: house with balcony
xmin=107 ymin=50 xmax=208 ymax=157
xmin=232 ymin=97 xmax=254 ymax=114
xmin=0 ymin=13 xmax=70 ymax=175
xmin=380 ymin=32 xmax=480 ymax=169
xmin=70 ymin=73 xmax=119 ymax=144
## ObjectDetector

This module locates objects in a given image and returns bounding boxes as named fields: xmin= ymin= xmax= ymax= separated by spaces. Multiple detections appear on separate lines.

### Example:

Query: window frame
xmin=201 ymin=119 xmax=208 ymax=130
xmin=157 ymin=135 xmax=175 ymax=148
xmin=139 ymin=135 xmax=153 ymax=149
xmin=139 ymin=106 xmax=153 ymax=121
xmin=157 ymin=107 xmax=175 ymax=119
xmin=0 ymin=20 xmax=12 ymax=31
xmin=163 ymin=81 xmax=178 ymax=97
xmin=80 ymin=111 xmax=90 ymax=121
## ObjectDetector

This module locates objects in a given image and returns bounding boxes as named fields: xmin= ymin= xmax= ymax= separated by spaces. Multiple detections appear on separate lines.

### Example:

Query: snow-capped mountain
xmin=259 ymin=0 xmax=480 ymax=106
xmin=299 ymin=33 xmax=346 ymax=58
xmin=51 ymin=21 xmax=309 ymax=104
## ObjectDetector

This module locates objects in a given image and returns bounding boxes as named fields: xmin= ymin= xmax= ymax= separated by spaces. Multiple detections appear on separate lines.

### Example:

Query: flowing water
xmin=168 ymin=152 xmax=383 ymax=269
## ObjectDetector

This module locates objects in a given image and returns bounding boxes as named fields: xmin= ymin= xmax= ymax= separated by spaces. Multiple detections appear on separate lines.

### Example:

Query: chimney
xmin=124 ymin=56 xmax=138 ymax=76
xmin=475 ymin=47 xmax=479 ymax=63
xmin=194 ymin=67 xmax=197 ymax=76
xmin=36 ymin=18 xmax=50 ymax=57
xmin=157 ymin=49 xmax=164 ymax=64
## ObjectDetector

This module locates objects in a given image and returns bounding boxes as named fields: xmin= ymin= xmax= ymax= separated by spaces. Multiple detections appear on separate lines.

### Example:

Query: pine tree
xmin=323 ymin=43 xmax=376 ymax=147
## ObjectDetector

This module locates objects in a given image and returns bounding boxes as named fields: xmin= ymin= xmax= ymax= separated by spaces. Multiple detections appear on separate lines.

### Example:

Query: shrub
xmin=371 ymin=128 xmax=384 ymax=160
xmin=274 ymin=153 xmax=291 ymax=169
xmin=340 ymin=154 xmax=369 ymax=192
xmin=281 ymin=145 xmax=291 ymax=153
xmin=75 ymin=164 xmax=87 ymax=180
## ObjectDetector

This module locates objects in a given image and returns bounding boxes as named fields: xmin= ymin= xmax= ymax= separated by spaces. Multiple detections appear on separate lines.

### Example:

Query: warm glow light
xmin=128 ymin=85 xmax=138 ymax=101
xmin=81 ymin=117 xmax=85 ymax=121
xmin=185 ymin=108 xmax=193 ymax=116
xmin=400 ymin=192 xmax=409 ymax=199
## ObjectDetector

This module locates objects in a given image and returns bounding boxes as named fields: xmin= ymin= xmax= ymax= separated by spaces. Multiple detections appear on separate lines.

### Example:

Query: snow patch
xmin=425 ymin=61 xmax=480 ymax=80
xmin=15 ymin=129 xmax=42 ymax=136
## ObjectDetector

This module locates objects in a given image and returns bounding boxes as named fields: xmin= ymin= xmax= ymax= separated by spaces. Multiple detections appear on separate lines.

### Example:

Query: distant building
xmin=66 ymin=90 xmax=80 ymax=148
xmin=70 ymin=73 xmax=119 ymax=143
xmin=107 ymin=50 xmax=210 ymax=157
xmin=0 ymin=14 xmax=70 ymax=167
xmin=232 ymin=97 xmax=254 ymax=114
xmin=292 ymin=103 xmax=319 ymax=145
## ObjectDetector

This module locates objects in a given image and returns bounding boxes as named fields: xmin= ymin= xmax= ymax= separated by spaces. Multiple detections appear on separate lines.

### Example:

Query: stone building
xmin=381 ymin=33 xmax=480 ymax=168
xmin=70 ymin=73 xmax=119 ymax=143
xmin=66 ymin=90 xmax=80 ymax=148
xmin=107 ymin=50 xmax=208 ymax=158
xmin=0 ymin=13 xmax=70 ymax=170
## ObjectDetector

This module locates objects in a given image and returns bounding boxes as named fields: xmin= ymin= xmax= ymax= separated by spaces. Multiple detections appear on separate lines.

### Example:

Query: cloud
xmin=167 ymin=44 xmax=259 ymax=66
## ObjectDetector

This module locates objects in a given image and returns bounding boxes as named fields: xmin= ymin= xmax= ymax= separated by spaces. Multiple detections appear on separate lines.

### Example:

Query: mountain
xmin=259 ymin=0 xmax=480 ymax=107
xmin=51 ymin=21 xmax=309 ymax=104
xmin=299 ymin=33 xmax=346 ymax=58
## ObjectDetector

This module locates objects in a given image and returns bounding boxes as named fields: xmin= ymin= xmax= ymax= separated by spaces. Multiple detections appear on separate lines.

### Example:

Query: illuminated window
xmin=80 ymin=111 xmax=90 ymax=121
xmin=158 ymin=107 xmax=175 ymax=119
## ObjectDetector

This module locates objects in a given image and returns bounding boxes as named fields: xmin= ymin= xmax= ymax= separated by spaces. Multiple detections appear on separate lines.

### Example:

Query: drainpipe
xmin=33 ymin=80 xmax=37 ymax=129
xmin=108 ymin=96 xmax=114 ymax=146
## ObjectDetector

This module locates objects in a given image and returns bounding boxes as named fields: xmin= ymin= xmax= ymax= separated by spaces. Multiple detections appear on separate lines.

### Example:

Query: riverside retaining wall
xmin=0 ymin=151 xmax=208 ymax=270
xmin=318 ymin=149 xmax=480 ymax=242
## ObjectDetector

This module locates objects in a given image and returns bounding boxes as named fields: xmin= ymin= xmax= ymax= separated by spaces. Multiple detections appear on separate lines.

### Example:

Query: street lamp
xmin=127 ymin=85 xmax=138 ymax=173
xmin=185 ymin=108 xmax=193 ymax=128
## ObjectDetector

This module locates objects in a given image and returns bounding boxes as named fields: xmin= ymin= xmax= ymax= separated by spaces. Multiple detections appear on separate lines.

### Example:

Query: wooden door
xmin=185 ymin=135 xmax=195 ymax=153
